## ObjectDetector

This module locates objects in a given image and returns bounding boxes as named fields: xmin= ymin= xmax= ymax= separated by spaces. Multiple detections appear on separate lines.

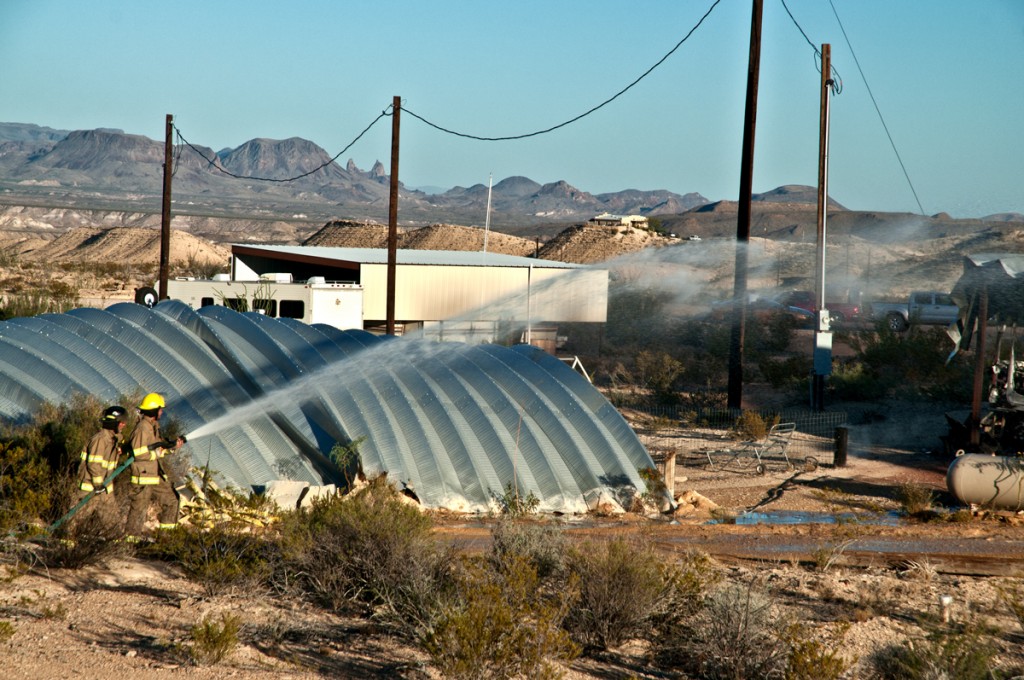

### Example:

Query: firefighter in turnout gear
xmin=74 ymin=405 xmax=128 ymax=526
xmin=124 ymin=392 xmax=184 ymax=541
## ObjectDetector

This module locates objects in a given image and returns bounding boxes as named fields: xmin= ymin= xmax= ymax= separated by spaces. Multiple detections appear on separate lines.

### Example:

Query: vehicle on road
xmin=866 ymin=291 xmax=959 ymax=332
xmin=772 ymin=290 xmax=862 ymax=325
xmin=710 ymin=294 xmax=814 ymax=328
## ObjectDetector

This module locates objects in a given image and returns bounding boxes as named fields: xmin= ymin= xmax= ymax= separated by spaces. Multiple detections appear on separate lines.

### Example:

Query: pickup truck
xmin=867 ymin=291 xmax=959 ymax=331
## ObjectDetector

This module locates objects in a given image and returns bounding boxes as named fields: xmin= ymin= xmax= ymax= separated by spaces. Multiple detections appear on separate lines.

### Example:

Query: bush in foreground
xmin=278 ymin=475 xmax=457 ymax=639
xmin=426 ymin=556 xmax=578 ymax=680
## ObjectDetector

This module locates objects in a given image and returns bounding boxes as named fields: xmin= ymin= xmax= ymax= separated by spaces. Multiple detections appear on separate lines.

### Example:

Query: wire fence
xmin=626 ymin=404 xmax=848 ymax=468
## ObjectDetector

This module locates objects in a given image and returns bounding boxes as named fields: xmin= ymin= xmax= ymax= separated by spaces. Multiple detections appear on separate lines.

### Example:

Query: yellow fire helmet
xmin=139 ymin=392 xmax=166 ymax=411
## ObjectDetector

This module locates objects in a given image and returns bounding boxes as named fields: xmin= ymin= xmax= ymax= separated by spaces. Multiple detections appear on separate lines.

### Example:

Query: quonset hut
xmin=0 ymin=301 xmax=656 ymax=513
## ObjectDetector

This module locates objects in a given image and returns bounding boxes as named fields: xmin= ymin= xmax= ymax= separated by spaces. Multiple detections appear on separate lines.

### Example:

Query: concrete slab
xmin=263 ymin=480 xmax=310 ymax=510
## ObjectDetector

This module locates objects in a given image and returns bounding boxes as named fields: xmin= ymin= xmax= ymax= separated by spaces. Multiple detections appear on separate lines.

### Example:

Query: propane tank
xmin=946 ymin=453 xmax=1024 ymax=510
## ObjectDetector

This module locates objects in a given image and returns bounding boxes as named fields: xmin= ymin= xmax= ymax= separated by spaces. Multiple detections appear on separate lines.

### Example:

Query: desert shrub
xmin=489 ymin=520 xmax=568 ymax=580
xmin=177 ymin=249 xmax=227 ymax=279
xmin=638 ymin=466 xmax=668 ymax=506
xmin=563 ymin=537 xmax=707 ymax=652
xmin=871 ymin=623 xmax=1000 ymax=680
xmin=604 ymin=284 xmax=674 ymax=350
xmin=42 ymin=507 xmax=127 ymax=569
xmin=144 ymin=524 xmax=273 ymax=597
xmin=841 ymin=326 xmax=972 ymax=402
xmin=425 ymin=556 xmax=578 ymax=679
xmin=279 ymin=475 xmax=456 ymax=639
xmin=188 ymin=612 xmax=242 ymax=666
xmin=782 ymin=622 xmax=853 ymax=680
xmin=829 ymin=360 xmax=890 ymax=401
xmin=45 ymin=280 xmax=79 ymax=312
xmin=998 ymin=582 xmax=1024 ymax=633
xmin=0 ymin=443 xmax=55 ymax=534
xmin=0 ymin=393 xmax=151 ymax=534
xmin=0 ymin=292 xmax=51 ymax=320
xmin=495 ymin=481 xmax=540 ymax=517
xmin=810 ymin=538 xmax=855 ymax=573
xmin=758 ymin=355 xmax=811 ymax=389
xmin=329 ymin=437 xmax=365 ymax=489
xmin=897 ymin=482 xmax=935 ymax=516
xmin=731 ymin=410 xmax=779 ymax=441
xmin=687 ymin=581 xmax=787 ymax=680
xmin=635 ymin=350 xmax=683 ymax=403
xmin=0 ymin=620 xmax=15 ymax=642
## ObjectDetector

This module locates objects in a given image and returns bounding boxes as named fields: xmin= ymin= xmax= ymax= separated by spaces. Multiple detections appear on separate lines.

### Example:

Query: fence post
xmin=662 ymin=450 xmax=677 ymax=497
xmin=834 ymin=425 xmax=849 ymax=467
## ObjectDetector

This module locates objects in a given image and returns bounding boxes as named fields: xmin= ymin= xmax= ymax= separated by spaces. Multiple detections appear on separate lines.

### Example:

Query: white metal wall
xmin=361 ymin=264 xmax=607 ymax=323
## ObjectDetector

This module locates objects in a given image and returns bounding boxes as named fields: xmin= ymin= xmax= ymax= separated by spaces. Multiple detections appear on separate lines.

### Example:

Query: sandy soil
xmin=5 ymin=409 xmax=1024 ymax=679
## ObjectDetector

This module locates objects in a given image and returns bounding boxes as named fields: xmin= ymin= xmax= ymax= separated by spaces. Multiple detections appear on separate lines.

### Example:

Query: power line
xmin=402 ymin=0 xmax=723 ymax=141
xmin=827 ymin=0 xmax=925 ymax=215
xmin=174 ymin=107 xmax=392 ymax=182
xmin=779 ymin=0 xmax=842 ymax=94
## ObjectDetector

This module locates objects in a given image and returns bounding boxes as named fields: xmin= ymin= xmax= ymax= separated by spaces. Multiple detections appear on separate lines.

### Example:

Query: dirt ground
xmin=5 ymin=404 xmax=1024 ymax=679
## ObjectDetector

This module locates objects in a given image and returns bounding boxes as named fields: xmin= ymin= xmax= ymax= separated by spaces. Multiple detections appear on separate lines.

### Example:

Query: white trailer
xmin=166 ymin=274 xmax=364 ymax=330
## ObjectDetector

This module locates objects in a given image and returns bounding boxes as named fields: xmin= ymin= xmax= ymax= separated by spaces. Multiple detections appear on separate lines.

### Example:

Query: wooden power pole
xmin=386 ymin=96 xmax=400 ymax=335
xmin=727 ymin=0 xmax=764 ymax=410
xmin=811 ymin=44 xmax=833 ymax=411
xmin=158 ymin=114 xmax=173 ymax=299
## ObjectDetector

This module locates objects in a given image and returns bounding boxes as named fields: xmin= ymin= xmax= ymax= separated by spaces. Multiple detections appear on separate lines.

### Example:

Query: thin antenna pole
xmin=386 ymin=96 xmax=400 ymax=335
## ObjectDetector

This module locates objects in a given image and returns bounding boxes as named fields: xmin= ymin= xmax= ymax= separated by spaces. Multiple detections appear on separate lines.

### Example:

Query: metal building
xmin=0 ymin=301 xmax=653 ymax=513
xmin=169 ymin=246 xmax=608 ymax=345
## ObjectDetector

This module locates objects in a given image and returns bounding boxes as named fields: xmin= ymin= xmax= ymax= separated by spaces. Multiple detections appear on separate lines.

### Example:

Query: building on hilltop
xmin=588 ymin=213 xmax=649 ymax=229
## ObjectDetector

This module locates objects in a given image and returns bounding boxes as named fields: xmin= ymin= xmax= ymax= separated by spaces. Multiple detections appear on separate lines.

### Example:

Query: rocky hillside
xmin=14 ymin=227 xmax=229 ymax=266
xmin=537 ymin=223 xmax=677 ymax=264
xmin=302 ymin=220 xmax=538 ymax=256
xmin=0 ymin=123 xmax=706 ymax=228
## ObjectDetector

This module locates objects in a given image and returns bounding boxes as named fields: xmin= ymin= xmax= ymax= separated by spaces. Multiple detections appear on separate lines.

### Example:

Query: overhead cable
xmin=402 ymin=0 xmax=722 ymax=141
xmin=175 ymin=107 xmax=392 ymax=182
xmin=827 ymin=0 xmax=925 ymax=215
xmin=779 ymin=0 xmax=842 ymax=94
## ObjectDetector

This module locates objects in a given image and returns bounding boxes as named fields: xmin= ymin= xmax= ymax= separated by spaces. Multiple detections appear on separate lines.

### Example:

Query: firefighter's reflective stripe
xmin=79 ymin=481 xmax=95 ymax=492
xmin=81 ymin=450 xmax=107 ymax=464
xmin=132 ymin=445 xmax=162 ymax=461
xmin=131 ymin=475 xmax=162 ymax=485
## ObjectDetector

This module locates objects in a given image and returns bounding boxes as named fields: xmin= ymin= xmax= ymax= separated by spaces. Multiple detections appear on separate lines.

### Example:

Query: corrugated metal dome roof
xmin=0 ymin=301 xmax=654 ymax=512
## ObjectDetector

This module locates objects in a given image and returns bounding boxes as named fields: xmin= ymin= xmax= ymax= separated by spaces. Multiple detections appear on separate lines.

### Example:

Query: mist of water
xmin=186 ymin=225 xmax=911 ymax=443
xmin=183 ymin=338 xmax=479 ymax=442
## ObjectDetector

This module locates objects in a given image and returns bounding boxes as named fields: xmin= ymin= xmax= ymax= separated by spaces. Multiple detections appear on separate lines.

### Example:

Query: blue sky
xmin=2 ymin=0 xmax=1022 ymax=218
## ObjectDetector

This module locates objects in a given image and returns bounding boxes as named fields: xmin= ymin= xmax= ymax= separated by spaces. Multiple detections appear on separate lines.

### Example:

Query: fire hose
xmin=46 ymin=455 xmax=135 ymax=534
xmin=47 ymin=436 xmax=185 ymax=534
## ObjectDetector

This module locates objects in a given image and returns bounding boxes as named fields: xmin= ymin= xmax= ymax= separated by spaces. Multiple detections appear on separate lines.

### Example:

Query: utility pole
xmin=812 ymin=44 xmax=833 ymax=411
xmin=158 ymin=114 xmax=173 ymax=299
xmin=386 ymin=96 xmax=400 ymax=335
xmin=969 ymin=286 xmax=989 ymax=447
xmin=727 ymin=0 xmax=763 ymax=411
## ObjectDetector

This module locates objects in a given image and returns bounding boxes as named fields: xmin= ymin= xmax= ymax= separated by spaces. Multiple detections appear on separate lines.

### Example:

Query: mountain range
xmin=0 ymin=123 xmax=708 ymax=227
